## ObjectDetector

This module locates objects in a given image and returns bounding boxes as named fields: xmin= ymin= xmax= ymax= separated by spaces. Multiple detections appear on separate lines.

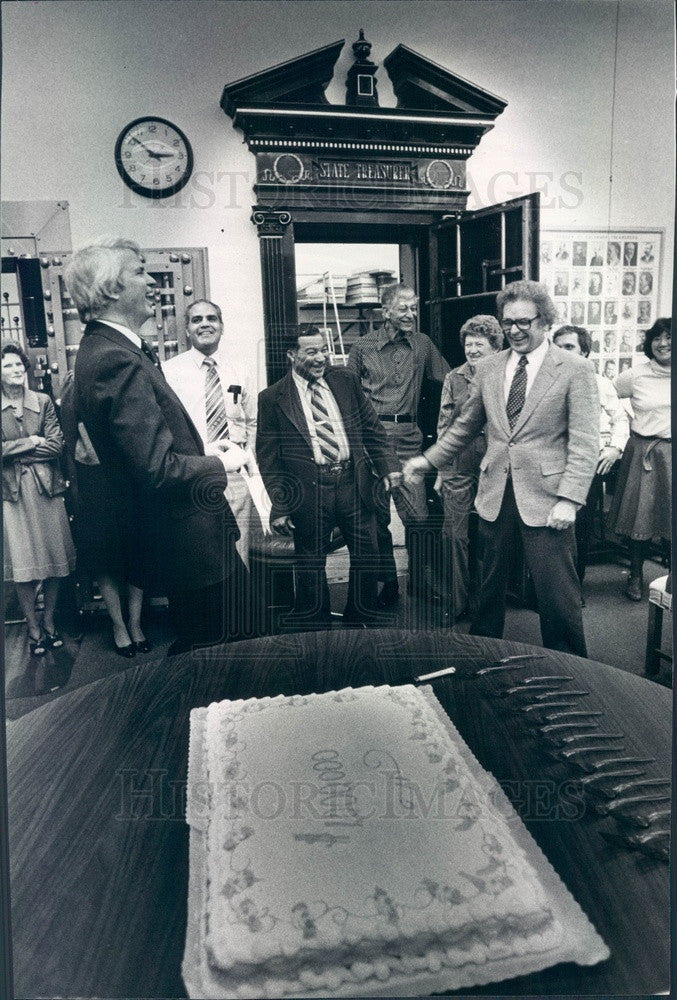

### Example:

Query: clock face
xmin=115 ymin=117 xmax=193 ymax=198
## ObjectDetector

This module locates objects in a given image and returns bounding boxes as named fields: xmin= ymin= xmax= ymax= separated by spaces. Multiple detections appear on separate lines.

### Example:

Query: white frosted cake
xmin=184 ymin=685 xmax=608 ymax=998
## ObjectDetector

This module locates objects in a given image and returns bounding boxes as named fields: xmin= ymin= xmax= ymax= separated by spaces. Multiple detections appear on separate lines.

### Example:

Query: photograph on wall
xmin=540 ymin=228 xmax=663 ymax=377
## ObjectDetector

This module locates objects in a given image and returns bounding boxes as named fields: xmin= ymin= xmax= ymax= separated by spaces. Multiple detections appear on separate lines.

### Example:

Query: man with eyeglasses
xmin=403 ymin=280 xmax=599 ymax=657
xmin=348 ymin=283 xmax=449 ymax=608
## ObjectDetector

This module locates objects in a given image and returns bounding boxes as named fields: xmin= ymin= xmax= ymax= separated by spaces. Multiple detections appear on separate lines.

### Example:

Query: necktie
xmin=203 ymin=357 xmax=230 ymax=442
xmin=140 ymin=338 xmax=160 ymax=368
xmin=309 ymin=381 xmax=340 ymax=463
xmin=506 ymin=355 xmax=528 ymax=430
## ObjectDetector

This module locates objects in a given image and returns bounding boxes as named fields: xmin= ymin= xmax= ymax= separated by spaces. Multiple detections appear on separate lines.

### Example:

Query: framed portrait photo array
xmin=540 ymin=229 xmax=663 ymax=380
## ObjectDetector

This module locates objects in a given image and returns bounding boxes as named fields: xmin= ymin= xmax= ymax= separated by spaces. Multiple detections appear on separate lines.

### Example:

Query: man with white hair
xmin=66 ymin=238 xmax=252 ymax=653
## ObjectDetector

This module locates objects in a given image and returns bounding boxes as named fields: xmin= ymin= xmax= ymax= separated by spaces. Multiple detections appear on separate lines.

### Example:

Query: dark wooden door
xmin=424 ymin=193 xmax=541 ymax=605
xmin=428 ymin=193 xmax=540 ymax=368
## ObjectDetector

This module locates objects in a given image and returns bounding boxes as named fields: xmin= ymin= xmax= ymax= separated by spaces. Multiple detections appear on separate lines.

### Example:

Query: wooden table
xmin=6 ymin=630 xmax=671 ymax=997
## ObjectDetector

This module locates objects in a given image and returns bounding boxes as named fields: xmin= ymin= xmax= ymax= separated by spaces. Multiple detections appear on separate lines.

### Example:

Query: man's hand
xmin=546 ymin=499 xmax=578 ymax=530
xmin=206 ymin=441 xmax=248 ymax=472
xmin=402 ymin=455 xmax=434 ymax=485
xmin=241 ymin=447 xmax=258 ymax=477
xmin=271 ymin=515 xmax=295 ymax=536
xmin=597 ymin=446 xmax=622 ymax=476
xmin=383 ymin=471 xmax=403 ymax=492
xmin=204 ymin=438 xmax=235 ymax=453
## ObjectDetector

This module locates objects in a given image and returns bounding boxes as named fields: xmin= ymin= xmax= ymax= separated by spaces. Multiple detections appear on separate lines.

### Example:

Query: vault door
xmin=430 ymin=193 xmax=540 ymax=367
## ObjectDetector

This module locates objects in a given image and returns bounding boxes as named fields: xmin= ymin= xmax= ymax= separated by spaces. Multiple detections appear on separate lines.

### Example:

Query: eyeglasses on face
xmin=500 ymin=313 xmax=541 ymax=333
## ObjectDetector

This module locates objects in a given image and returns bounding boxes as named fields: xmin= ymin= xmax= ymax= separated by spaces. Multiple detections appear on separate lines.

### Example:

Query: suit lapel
xmin=324 ymin=367 xmax=349 ymax=415
xmin=512 ymin=344 xmax=560 ymax=432
xmin=487 ymin=351 xmax=511 ymax=437
xmin=277 ymin=372 xmax=313 ymax=449
xmin=87 ymin=321 xmax=206 ymax=453
xmin=325 ymin=367 xmax=359 ymax=451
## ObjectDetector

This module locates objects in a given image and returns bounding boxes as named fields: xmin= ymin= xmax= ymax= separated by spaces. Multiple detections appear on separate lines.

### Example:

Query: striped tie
xmin=309 ymin=381 xmax=340 ymax=463
xmin=203 ymin=357 xmax=230 ymax=442
xmin=506 ymin=355 xmax=528 ymax=430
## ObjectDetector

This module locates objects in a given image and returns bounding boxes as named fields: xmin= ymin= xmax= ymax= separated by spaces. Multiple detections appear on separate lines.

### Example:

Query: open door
xmin=424 ymin=193 xmax=540 ymax=606
xmin=429 ymin=193 xmax=540 ymax=368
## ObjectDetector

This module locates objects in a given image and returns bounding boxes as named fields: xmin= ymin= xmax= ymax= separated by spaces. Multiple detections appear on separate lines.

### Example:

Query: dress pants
xmin=376 ymin=424 xmax=428 ymax=586
xmin=225 ymin=470 xmax=252 ymax=571
xmin=574 ymin=472 xmax=605 ymax=584
xmin=470 ymin=479 xmax=587 ymax=657
xmin=440 ymin=470 xmax=479 ymax=618
xmin=167 ymin=552 xmax=252 ymax=653
xmin=288 ymin=463 xmax=378 ymax=629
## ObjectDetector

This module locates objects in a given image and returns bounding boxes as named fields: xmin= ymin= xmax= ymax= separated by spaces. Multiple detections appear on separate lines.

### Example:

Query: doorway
xmin=294 ymin=241 xmax=399 ymax=363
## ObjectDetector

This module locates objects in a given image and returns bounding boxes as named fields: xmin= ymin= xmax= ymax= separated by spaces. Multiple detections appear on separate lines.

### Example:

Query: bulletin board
xmin=540 ymin=229 xmax=663 ymax=378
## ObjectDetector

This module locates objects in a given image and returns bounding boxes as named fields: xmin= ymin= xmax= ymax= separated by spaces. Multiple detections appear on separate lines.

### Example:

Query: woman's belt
xmin=630 ymin=431 xmax=671 ymax=442
xmin=630 ymin=431 xmax=671 ymax=473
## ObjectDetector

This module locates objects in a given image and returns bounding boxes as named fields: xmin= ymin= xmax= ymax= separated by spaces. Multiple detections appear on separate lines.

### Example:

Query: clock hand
xmin=153 ymin=151 xmax=175 ymax=159
xmin=130 ymin=137 xmax=162 ymax=160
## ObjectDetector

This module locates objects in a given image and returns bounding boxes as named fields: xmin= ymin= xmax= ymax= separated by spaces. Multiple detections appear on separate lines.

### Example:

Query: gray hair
xmin=495 ymin=280 xmax=558 ymax=328
xmin=459 ymin=314 xmax=504 ymax=352
xmin=64 ymin=237 xmax=142 ymax=322
xmin=380 ymin=283 xmax=416 ymax=309
xmin=186 ymin=299 xmax=223 ymax=325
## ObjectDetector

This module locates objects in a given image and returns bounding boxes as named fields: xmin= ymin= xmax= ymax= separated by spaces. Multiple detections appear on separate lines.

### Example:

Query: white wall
xmin=1 ymin=0 xmax=673 ymax=386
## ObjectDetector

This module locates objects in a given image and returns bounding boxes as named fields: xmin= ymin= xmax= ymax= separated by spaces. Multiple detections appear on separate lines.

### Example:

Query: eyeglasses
xmin=500 ymin=314 xmax=541 ymax=333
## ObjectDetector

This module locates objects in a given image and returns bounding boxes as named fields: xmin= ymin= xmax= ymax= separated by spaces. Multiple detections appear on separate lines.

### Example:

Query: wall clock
xmin=114 ymin=116 xmax=194 ymax=198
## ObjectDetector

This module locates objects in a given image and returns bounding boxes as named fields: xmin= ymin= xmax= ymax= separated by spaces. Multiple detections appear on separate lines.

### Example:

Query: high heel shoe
xmin=133 ymin=639 xmax=152 ymax=654
xmin=114 ymin=641 xmax=136 ymax=658
xmin=29 ymin=632 xmax=47 ymax=657
xmin=43 ymin=628 xmax=64 ymax=649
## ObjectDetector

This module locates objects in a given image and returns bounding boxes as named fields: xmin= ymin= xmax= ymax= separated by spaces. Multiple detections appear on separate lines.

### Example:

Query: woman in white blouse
xmin=606 ymin=318 xmax=672 ymax=600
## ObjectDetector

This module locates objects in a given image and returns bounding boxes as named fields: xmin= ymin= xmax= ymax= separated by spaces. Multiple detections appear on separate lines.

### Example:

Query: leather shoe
xmin=114 ymin=642 xmax=136 ymax=658
xmin=377 ymin=580 xmax=399 ymax=609
xmin=624 ymin=576 xmax=643 ymax=601
xmin=133 ymin=639 xmax=152 ymax=654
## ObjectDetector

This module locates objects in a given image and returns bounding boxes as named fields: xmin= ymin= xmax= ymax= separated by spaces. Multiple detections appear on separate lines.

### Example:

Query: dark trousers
xmin=575 ymin=472 xmax=605 ymax=584
xmin=168 ymin=553 xmax=252 ymax=652
xmin=288 ymin=464 xmax=378 ymax=628
xmin=471 ymin=480 xmax=587 ymax=657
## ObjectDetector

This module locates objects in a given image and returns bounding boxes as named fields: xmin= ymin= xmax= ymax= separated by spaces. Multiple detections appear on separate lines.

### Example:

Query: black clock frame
xmin=114 ymin=116 xmax=194 ymax=199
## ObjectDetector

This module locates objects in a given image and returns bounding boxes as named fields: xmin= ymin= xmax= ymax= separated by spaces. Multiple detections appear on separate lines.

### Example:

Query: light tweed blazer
xmin=425 ymin=344 xmax=599 ymax=526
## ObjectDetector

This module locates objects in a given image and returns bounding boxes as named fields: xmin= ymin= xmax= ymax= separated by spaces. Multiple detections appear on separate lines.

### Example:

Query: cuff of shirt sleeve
xmin=422 ymin=446 xmax=442 ymax=470
xmin=557 ymin=496 xmax=582 ymax=511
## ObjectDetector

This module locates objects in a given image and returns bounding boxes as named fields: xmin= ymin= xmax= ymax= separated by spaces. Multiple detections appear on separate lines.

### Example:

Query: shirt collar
xmin=376 ymin=324 xmax=413 ymax=351
xmin=189 ymin=346 xmax=220 ymax=369
xmin=2 ymin=388 xmax=41 ymax=412
xmin=291 ymin=369 xmax=328 ymax=394
xmin=98 ymin=320 xmax=142 ymax=348
xmin=510 ymin=336 xmax=549 ymax=365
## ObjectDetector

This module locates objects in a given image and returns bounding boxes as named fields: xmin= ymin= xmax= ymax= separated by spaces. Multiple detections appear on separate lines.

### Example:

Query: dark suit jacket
xmin=256 ymin=366 xmax=399 ymax=524
xmin=74 ymin=321 xmax=239 ymax=591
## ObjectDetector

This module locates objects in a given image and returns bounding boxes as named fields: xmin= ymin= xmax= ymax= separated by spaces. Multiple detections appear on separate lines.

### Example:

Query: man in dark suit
xmin=404 ymin=281 xmax=599 ymax=656
xmin=257 ymin=325 xmax=400 ymax=628
xmin=66 ymin=238 xmax=252 ymax=653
